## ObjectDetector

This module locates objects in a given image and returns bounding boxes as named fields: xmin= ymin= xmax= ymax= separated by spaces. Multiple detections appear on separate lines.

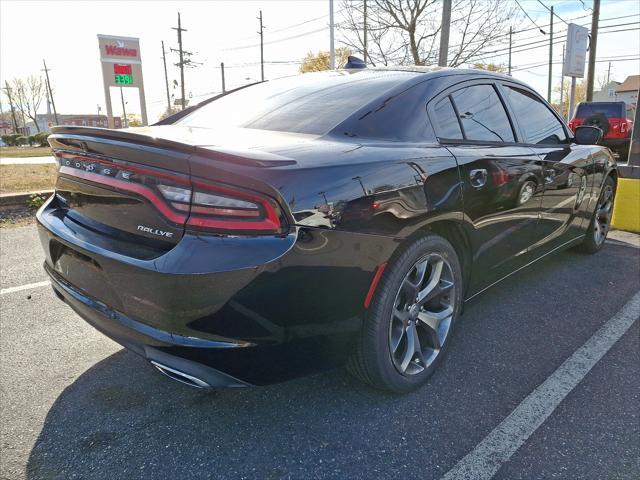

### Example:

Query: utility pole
xmin=508 ymin=26 xmax=513 ymax=76
xmin=363 ymin=0 xmax=368 ymax=64
xmin=606 ymin=61 xmax=611 ymax=84
xmin=42 ymin=59 xmax=59 ymax=125
xmin=258 ymin=10 xmax=265 ymax=81
xmin=438 ymin=0 xmax=452 ymax=67
xmin=2 ymin=82 xmax=19 ymax=132
xmin=329 ymin=1 xmax=335 ymax=69
xmin=120 ymin=87 xmax=127 ymax=128
xmin=161 ymin=41 xmax=171 ymax=112
xmin=547 ymin=6 xmax=553 ymax=102
xmin=586 ymin=0 xmax=600 ymax=101
xmin=560 ymin=44 xmax=565 ymax=120
xmin=172 ymin=12 xmax=187 ymax=110
xmin=221 ymin=62 xmax=226 ymax=94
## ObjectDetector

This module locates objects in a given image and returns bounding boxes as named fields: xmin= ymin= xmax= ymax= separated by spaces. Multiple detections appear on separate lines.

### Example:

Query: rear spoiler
xmin=153 ymin=81 xmax=265 ymax=126
xmin=48 ymin=127 xmax=296 ymax=168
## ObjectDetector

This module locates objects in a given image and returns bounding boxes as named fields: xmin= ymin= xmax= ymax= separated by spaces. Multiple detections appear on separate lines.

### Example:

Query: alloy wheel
xmin=593 ymin=184 xmax=614 ymax=246
xmin=388 ymin=254 xmax=455 ymax=376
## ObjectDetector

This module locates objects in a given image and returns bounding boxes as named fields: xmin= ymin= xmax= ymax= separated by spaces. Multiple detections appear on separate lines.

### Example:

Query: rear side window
xmin=433 ymin=97 xmax=463 ymax=139
xmin=575 ymin=102 xmax=624 ymax=118
xmin=450 ymin=85 xmax=515 ymax=142
xmin=503 ymin=86 xmax=567 ymax=145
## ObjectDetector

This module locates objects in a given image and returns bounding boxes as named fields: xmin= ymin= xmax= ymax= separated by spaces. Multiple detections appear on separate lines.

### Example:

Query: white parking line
xmin=442 ymin=290 xmax=640 ymax=480
xmin=0 ymin=280 xmax=50 ymax=295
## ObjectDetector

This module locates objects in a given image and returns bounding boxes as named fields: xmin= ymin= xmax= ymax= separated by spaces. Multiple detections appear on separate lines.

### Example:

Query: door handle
xmin=470 ymin=168 xmax=488 ymax=188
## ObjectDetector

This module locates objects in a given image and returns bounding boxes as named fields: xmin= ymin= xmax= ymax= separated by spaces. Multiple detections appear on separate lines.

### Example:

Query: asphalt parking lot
xmin=1 ymin=224 xmax=638 ymax=480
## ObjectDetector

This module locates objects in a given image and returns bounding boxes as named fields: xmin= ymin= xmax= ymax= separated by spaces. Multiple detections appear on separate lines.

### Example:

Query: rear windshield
xmin=575 ymin=103 xmax=624 ymax=118
xmin=178 ymin=71 xmax=415 ymax=135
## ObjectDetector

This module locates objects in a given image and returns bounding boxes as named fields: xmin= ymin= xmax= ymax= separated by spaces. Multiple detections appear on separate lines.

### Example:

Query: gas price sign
xmin=114 ymin=64 xmax=133 ymax=85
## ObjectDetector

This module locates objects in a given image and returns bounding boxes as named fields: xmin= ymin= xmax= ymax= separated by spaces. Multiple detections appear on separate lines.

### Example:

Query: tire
xmin=584 ymin=113 xmax=610 ymax=137
xmin=347 ymin=233 xmax=463 ymax=393
xmin=575 ymin=176 xmax=616 ymax=254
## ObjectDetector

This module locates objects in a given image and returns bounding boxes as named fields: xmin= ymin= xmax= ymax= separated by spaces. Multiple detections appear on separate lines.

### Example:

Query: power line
xmin=514 ymin=0 xmax=547 ymax=34
xmin=537 ymin=0 xmax=569 ymax=25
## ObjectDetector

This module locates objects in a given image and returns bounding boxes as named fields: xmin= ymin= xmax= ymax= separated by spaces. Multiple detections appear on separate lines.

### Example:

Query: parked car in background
xmin=569 ymin=101 xmax=633 ymax=159
xmin=38 ymin=65 xmax=617 ymax=393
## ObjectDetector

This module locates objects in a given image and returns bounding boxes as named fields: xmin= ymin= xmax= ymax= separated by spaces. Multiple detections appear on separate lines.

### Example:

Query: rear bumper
xmin=37 ymin=196 xmax=398 ymax=386
xmin=46 ymin=265 xmax=249 ymax=388
xmin=601 ymin=138 xmax=630 ymax=151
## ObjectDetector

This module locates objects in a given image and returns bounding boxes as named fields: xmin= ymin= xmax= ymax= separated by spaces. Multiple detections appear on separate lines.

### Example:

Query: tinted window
xmin=450 ymin=85 xmax=514 ymax=142
xmin=178 ymin=71 xmax=417 ymax=135
xmin=504 ymin=86 xmax=567 ymax=144
xmin=434 ymin=97 xmax=463 ymax=139
xmin=575 ymin=102 xmax=625 ymax=118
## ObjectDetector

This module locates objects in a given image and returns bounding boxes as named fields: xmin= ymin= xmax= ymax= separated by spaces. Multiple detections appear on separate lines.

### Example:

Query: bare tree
xmin=12 ymin=76 xmax=45 ymax=132
xmin=339 ymin=0 xmax=518 ymax=67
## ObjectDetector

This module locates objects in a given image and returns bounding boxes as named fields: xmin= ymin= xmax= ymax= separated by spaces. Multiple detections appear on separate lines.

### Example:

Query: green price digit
xmin=115 ymin=74 xmax=133 ymax=85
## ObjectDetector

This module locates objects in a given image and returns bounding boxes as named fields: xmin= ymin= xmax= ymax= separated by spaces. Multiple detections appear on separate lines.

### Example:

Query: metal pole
xmin=120 ymin=87 xmax=127 ymax=128
xmin=438 ymin=0 xmax=452 ymax=67
xmin=606 ymin=61 xmax=611 ymax=84
xmin=258 ymin=10 xmax=265 ymax=81
xmin=329 ymin=0 xmax=335 ymax=69
xmin=221 ymin=62 xmax=226 ymax=94
xmin=586 ymin=0 xmax=600 ymax=101
xmin=161 ymin=41 xmax=171 ymax=111
xmin=508 ymin=26 xmax=513 ymax=76
xmin=42 ymin=59 xmax=59 ymax=125
xmin=569 ymin=76 xmax=577 ymax=120
xmin=547 ymin=6 xmax=553 ymax=102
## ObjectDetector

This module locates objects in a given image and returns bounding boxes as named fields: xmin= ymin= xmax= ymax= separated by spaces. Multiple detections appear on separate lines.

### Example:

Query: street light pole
xmin=120 ymin=87 xmax=127 ymax=128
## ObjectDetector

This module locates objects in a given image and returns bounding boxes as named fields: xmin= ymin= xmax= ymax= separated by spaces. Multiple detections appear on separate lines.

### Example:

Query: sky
xmin=1 ymin=0 xmax=638 ymax=124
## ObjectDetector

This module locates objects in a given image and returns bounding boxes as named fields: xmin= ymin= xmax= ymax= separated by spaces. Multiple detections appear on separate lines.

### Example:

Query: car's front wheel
xmin=348 ymin=234 xmax=463 ymax=393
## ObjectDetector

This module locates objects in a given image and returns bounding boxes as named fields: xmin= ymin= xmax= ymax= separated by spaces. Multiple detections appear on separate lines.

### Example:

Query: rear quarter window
xmin=575 ymin=103 xmax=625 ymax=118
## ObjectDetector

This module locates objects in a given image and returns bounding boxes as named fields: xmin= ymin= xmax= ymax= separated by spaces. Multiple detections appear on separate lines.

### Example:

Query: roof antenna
xmin=344 ymin=56 xmax=366 ymax=69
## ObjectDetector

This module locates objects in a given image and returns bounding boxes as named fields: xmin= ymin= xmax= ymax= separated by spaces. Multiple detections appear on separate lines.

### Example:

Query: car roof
xmin=335 ymin=65 xmax=531 ymax=90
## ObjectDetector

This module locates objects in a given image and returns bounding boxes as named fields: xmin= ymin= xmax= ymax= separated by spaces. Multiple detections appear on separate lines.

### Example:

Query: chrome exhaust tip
xmin=150 ymin=360 xmax=211 ymax=389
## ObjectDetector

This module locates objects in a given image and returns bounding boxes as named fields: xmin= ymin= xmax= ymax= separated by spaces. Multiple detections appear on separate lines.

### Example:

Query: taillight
xmin=54 ymin=151 xmax=284 ymax=234
xmin=568 ymin=118 xmax=583 ymax=132
xmin=173 ymin=179 xmax=282 ymax=232
xmin=621 ymin=120 xmax=629 ymax=134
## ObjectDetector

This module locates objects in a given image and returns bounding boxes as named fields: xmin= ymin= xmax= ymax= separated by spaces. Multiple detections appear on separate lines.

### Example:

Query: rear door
xmin=429 ymin=81 xmax=546 ymax=294
xmin=500 ymin=83 xmax=593 ymax=251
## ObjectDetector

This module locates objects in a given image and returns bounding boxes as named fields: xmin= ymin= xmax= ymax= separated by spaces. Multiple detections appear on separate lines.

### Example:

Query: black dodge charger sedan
xmin=37 ymin=65 xmax=616 ymax=393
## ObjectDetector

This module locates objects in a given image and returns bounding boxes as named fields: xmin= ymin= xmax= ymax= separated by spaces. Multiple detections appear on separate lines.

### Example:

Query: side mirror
xmin=574 ymin=125 xmax=602 ymax=145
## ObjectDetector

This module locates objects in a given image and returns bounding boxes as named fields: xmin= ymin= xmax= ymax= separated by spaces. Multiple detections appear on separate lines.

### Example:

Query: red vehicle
xmin=569 ymin=101 xmax=632 ymax=158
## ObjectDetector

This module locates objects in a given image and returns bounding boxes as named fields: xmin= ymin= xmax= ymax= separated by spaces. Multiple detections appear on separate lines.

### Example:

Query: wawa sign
xmin=97 ymin=34 xmax=148 ymax=128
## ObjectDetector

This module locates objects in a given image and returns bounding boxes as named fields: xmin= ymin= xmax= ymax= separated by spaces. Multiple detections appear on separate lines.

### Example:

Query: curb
xmin=0 ymin=190 xmax=53 ymax=207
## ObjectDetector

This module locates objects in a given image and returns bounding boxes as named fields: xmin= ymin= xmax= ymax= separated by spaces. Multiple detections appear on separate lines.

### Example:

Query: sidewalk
xmin=0 ymin=156 xmax=55 ymax=165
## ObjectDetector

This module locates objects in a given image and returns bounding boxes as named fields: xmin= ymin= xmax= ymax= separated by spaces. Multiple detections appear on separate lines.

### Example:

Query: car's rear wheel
xmin=576 ymin=176 xmax=616 ymax=254
xmin=348 ymin=234 xmax=463 ymax=393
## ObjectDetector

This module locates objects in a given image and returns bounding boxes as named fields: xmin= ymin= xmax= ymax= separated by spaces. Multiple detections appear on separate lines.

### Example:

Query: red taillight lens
xmin=621 ymin=121 xmax=629 ymax=134
xmin=568 ymin=118 xmax=583 ymax=132
xmin=55 ymin=151 xmax=284 ymax=234
xmin=185 ymin=179 xmax=281 ymax=232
